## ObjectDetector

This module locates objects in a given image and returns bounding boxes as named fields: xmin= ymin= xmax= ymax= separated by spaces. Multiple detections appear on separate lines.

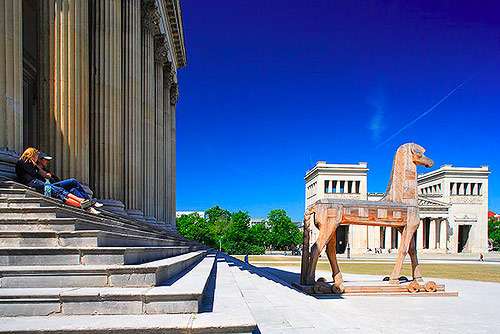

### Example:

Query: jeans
xmin=27 ymin=179 xmax=70 ymax=201
xmin=52 ymin=178 xmax=90 ymax=200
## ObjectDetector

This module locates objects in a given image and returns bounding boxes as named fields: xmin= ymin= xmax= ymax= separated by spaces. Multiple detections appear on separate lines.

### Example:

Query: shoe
xmin=87 ymin=207 xmax=101 ymax=215
xmin=80 ymin=198 xmax=97 ymax=210
xmin=94 ymin=201 xmax=103 ymax=208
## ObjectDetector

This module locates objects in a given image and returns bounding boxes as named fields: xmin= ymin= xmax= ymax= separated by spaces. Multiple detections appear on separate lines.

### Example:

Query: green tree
xmin=489 ymin=217 xmax=500 ymax=247
xmin=176 ymin=213 xmax=216 ymax=248
xmin=248 ymin=223 xmax=270 ymax=248
xmin=205 ymin=206 xmax=232 ymax=240
xmin=224 ymin=210 xmax=264 ymax=254
xmin=267 ymin=209 xmax=302 ymax=249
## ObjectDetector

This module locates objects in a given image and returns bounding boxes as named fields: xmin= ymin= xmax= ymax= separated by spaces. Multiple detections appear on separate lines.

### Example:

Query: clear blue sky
xmin=176 ymin=0 xmax=500 ymax=221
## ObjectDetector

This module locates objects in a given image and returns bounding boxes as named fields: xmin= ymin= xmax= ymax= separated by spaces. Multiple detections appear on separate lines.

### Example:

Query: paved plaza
xmin=220 ymin=254 xmax=500 ymax=334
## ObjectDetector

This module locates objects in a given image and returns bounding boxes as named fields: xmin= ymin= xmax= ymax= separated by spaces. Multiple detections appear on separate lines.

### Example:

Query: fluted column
xmin=440 ymin=219 xmax=448 ymax=251
xmin=163 ymin=65 xmax=173 ymax=223
xmin=154 ymin=35 xmax=167 ymax=221
xmin=38 ymin=0 xmax=90 ymax=183
xmin=429 ymin=219 xmax=437 ymax=249
xmin=90 ymin=0 xmax=123 ymax=200
xmin=384 ymin=226 xmax=392 ymax=250
xmin=141 ymin=1 xmax=159 ymax=217
xmin=170 ymin=83 xmax=178 ymax=226
xmin=122 ymin=0 xmax=142 ymax=210
xmin=0 ymin=1 xmax=23 ymax=152
xmin=417 ymin=220 xmax=424 ymax=249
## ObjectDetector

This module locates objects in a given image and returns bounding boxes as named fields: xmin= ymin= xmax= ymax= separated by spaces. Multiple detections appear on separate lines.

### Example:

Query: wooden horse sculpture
xmin=300 ymin=143 xmax=434 ymax=290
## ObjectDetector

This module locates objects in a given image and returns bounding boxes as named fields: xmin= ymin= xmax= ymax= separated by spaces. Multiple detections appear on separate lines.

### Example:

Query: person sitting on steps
xmin=15 ymin=147 xmax=101 ymax=214
xmin=36 ymin=152 xmax=103 ymax=208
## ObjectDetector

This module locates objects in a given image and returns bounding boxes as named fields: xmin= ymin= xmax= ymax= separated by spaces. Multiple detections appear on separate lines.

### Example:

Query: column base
xmin=99 ymin=199 xmax=127 ymax=216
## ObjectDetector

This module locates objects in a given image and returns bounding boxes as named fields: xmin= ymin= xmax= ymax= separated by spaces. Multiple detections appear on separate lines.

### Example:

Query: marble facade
xmin=0 ymin=0 xmax=186 ymax=226
xmin=305 ymin=161 xmax=490 ymax=254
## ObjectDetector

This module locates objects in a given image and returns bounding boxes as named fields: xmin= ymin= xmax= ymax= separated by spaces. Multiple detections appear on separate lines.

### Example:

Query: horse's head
xmin=410 ymin=143 xmax=433 ymax=168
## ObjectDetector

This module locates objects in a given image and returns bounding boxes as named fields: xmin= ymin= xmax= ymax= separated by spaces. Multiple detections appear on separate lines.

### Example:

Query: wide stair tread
xmin=0 ymin=252 xmax=215 ymax=316
xmin=0 ymin=250 xmax=207 ymax=288
xmin=0 ymin=229 xmax=193 ymax=248
xmin=0 ymin=253 xmax=256 ymax=333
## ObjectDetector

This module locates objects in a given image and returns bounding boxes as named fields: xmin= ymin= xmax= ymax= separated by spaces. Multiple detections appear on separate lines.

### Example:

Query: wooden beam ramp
xmin=292 ymin=279 xmax=458 ymax=297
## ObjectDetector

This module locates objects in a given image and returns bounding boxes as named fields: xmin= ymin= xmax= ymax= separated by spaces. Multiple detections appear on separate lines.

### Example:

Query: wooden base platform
xmin=291 ymin=278 xmax=458 ymax=297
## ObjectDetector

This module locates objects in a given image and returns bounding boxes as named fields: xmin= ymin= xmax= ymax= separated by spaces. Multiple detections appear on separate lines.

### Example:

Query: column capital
xmin=163 ymin=61 xmax=176 ymax=88
xmin=141 ymin=0 xmax=160 ymax=34
xmin=154 ymin=34 xmax=169 ymax=64
xmin=170 ymin=83 xmax=179 ymax=105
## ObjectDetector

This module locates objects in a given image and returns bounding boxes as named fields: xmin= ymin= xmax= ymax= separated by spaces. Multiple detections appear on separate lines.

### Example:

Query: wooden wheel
xmin=332 ymin=283 xmax=345 ymax=294
xmin=407 ymin=281 xmax=420 ymax=293
xmin=314 ymin=282 xmax=326 ymax=294
xmin=424 ymin=281 xmax=437 ymax=292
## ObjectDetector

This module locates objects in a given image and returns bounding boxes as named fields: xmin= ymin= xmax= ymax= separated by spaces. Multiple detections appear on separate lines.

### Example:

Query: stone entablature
xmin=305 ymin=162 xmax=490 ymax=254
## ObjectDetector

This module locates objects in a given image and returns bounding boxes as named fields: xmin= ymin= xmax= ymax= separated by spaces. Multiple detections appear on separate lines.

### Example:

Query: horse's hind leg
xmin=389 ymin=207 xmax=419 ymax=284
xmin=326 ymin=228 xmax=343 ymax=284
xmin=389 ymin=226 xmax=408 ymax=284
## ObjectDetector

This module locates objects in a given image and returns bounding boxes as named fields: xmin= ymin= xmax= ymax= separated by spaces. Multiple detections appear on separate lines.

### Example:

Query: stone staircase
xmin=0 ymin=180 xmax=256 ymax=333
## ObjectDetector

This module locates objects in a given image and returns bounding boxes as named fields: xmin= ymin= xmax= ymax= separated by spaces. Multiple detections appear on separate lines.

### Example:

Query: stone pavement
xmin=222 ymin=254 xmax=500 ymax=334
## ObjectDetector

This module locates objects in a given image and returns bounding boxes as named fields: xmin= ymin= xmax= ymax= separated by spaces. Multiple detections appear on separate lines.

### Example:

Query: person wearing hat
xmin=36 ymin=152 xmax=103 ymax=209
xmin=16 ymin=147 xmax=100 ymax=214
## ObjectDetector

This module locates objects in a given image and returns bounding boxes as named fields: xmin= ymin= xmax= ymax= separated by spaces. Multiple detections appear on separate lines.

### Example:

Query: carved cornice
xmin=164 ymin=0 xmax=187 ymax=68
xmin=170 ymin=83 xmax=179 ymax=105
xmin=141 ymin=0 xmax=160 ymax=34
xmin=154 ymin=34 xmax=169 ymax=64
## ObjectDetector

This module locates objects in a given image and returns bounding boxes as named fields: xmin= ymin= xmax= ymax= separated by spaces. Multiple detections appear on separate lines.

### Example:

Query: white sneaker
xmin=94 ymin=201 xmax=103 ymax=208
xmin=87 ymin=207 xmax=101 ymax=215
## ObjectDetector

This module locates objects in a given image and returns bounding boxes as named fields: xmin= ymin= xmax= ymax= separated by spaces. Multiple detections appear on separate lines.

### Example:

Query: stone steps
xmin=0 ymin=229 xmax=189 ymax=248
xmin=0 ymin=217 xmax=181 ymax=240
xmin=0 ymin=183 xmax=176 ymax=235
xmin=0 ymin=253 xmax=216 ymax=316
xmin=0 ymin=250 xmax=207 ymax=288
xmin=0 ymin=245 xmax=199 ymax=266
xmin=0 ymin=253 xmax=257 ymax=333
xmin=0 ymin=197 xmax=41 ymax=208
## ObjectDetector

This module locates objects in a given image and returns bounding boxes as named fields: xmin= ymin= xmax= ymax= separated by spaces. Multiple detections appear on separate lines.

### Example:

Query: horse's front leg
xmin=407 ymin=208 xmax=422 ymax=281
xmin=305 ymin=207 xmax=341 ymax=285
xmin=326 ymin=227 xmax=343 ymax=284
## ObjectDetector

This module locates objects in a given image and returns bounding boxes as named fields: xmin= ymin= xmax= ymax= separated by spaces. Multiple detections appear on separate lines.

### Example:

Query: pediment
xmin=418 ymin=196 xmax=450 ymax=208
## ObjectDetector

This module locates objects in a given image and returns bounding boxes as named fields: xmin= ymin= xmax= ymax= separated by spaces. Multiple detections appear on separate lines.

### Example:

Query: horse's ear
xmin=411 ymin=144 xmax=425 ymax=154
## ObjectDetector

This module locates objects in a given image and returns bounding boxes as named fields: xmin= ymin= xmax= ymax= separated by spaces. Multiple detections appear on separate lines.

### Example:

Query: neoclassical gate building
xmin=0 ymin=0 xmax=186 ymax=226
xmin=305 ymin=161 xmax=490 ymax=254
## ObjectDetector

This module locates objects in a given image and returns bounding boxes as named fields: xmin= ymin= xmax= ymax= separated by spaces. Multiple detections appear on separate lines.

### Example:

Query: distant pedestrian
xmin=479 ymin=253 xmax=484 ymax=261
xmin=244 ymin=254 xmax=249 ymax=263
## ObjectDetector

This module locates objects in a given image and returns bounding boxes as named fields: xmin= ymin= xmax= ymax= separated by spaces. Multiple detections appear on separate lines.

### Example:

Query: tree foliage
xmin=176 ymin=206 xmax=299 ymax=255
xmin=489 ymin=217 xmax=500 ymax=247
xmin=267 ymin=209 xmax=302 ymax=249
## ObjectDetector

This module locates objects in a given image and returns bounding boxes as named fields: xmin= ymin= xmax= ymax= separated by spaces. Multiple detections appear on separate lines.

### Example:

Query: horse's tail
xmin=300 ymin=209 xmax=312 ymax=285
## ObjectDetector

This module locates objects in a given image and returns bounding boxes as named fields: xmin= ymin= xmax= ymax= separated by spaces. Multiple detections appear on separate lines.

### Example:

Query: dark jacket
xmin=40 ymin=167 xmax=60 ymax=183
xmin=16 ymin=159 xmax=46 ymax=185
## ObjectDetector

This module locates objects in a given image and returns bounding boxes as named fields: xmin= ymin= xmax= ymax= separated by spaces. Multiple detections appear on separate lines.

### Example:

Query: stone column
xmin=89 ymin=0 xmax=123 ymax=200
xmin=417 ymin=219 xmax=424 ymax=249
xmin=163 ymin=63 xmax=173 ymax=224
xmin=440 ymin=219 xmax=448 ymax=251
xmin=429 ymin=219 xmax=436 ymax=249
xmin=384 ymin=226 xmax=392 ymax=250
xmin=170 ymin=83 xmax=179 ymax=226
xmin=0 ymin=0 xmax=23 ymax=152
xmin=38 ymin=0 xmax=90 ymax=183
xmin=122 ymin=0 xmax=142 ymax=210
xmin=154 ymin=35 xmax=168 ymax=221
xmin=141 ymin=1 xmax=159 ymax=217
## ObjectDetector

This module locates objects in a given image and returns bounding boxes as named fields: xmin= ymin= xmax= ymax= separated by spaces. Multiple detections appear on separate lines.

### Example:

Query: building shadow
xmin=220 ymin=253 xmax=345 ymax=300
